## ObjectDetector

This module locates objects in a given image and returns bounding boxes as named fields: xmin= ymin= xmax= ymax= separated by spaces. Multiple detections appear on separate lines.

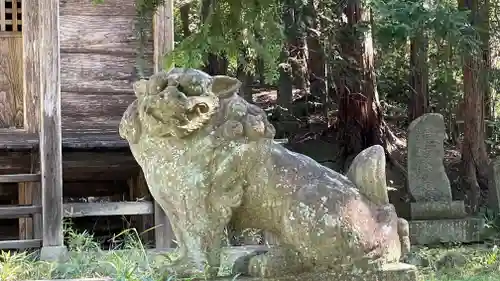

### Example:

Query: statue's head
xmin=119 ymin=68 xmax=243 ymax=143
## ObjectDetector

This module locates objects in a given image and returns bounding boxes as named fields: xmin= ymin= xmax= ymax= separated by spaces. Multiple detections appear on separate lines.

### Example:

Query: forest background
xmin=126 ymin=0 xmax=500 ymax=215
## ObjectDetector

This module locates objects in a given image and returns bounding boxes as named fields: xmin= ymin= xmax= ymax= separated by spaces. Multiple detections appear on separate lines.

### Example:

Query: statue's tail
xmin=346 ymin=145 xmax=389 ymax=205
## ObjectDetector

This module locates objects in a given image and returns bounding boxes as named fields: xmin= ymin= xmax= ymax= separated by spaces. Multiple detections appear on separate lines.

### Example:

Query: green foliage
xmin=165 ymin=0 xmax=284 ymax=83
xmin=92 ymin=0 xmax=500 ymax=135
xmin=372 ymin=0 xmax=480 ymax=54
xmin=371 ymin=0 xmax=485 ymax=120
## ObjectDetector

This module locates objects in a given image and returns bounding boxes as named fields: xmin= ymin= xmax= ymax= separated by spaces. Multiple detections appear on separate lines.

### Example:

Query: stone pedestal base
xmin=215 ymin=246 xmax=418 ymax=281
xmin=409 ymin=217 xmax=485 ymax=245
xmin=217 ymin=263 xmax=417 ymax=281
xmin=410 ymin=201 xmax=466 ymax=220
xmin=39 ymin=245 xmax=68 ymax=261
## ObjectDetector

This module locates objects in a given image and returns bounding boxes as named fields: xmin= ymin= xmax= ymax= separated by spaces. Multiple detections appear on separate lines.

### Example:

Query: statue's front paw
xmin=398 ymin=218 xmax=411 ymax=259
xmin=247 ymin=249 xmax=308 ymax=278
xmin=160 ymin=258 xmax=215 ymax=279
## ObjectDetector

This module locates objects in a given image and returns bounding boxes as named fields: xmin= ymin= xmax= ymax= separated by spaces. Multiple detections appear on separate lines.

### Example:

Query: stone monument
xmin=407 ymin=113 xmax=484 ymax=245
xmin=119 ymin=68 xmax=418 ymax=280
xmin=488 ymin=158 xmax=500 ymax=213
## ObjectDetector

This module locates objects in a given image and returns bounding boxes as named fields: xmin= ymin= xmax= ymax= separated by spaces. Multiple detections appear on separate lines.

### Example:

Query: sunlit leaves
xmin=371 ymin=0 xmax=480 ymax=55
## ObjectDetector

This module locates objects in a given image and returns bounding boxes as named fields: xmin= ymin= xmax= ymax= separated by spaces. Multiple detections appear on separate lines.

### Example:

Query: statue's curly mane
xmin=120 ymin=69 xmax=276 ymax=146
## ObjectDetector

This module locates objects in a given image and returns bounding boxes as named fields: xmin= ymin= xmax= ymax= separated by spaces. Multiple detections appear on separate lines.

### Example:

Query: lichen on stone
xmin=119 ymin=68 xmax=410 ymax=279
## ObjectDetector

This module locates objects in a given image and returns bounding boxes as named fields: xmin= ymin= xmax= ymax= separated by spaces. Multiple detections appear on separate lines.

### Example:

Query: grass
xmin=2 ymin=224 xmax=500 ymax=281
xmin=408 ymin=244 xmax=500 ymax=281
xmin=0 ymin=223 xmax=170 ymax=281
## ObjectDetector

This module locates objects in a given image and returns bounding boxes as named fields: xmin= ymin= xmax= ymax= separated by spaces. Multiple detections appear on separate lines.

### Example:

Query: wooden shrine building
xmin=0 ymin=0 xmax=175 ymax=258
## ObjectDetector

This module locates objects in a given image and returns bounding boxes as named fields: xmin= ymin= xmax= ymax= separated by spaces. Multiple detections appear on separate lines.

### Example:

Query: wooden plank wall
xmin=0 ymin=33 xmax=23 ymax=128
xmin=20 ymin=0 xmax=42 ymax=242
xmin=59 ymin=0 xmax=153 ymax=131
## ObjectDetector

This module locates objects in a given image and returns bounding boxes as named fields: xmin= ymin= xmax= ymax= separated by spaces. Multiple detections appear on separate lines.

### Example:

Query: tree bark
xmin=480 ymin=0 xmax=492 ymax=145
xmin=204 ymin=54 xmax=229 ymax=75
xmin=458 ymin=0 xmax=490 ymax=213
xmin=288 ymin=0 xmax=309 ymax=92
xmin=254 ymin=31 xmax=267 ymax=87
xmin=337 ymin=1 xmax=381 ymax=155
xmin=277 ymin=0 xmax=294 ymax=109
xmin=200 ymin=0 xmax=228 ymax=75
xmin=306 ymin=0 xmax=327 ymax=105
xmin=236 ymin=47 xmax=253 ymax=102
xmin=335 ymin=0 xmax=405 ymax=174
xmin=179 ymin=3 xmax=191 ymax=37
xmin=408 ymin=31 xmax=429 ymax=122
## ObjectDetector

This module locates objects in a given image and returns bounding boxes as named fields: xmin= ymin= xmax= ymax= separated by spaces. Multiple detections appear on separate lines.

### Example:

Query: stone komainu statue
xmin=119 ymin=68 xmax=410 ymax=278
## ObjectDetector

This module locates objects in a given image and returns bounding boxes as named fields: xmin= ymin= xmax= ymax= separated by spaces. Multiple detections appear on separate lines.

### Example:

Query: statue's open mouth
xmin=147 ymin=102 xmax=211 ymax=128
xmin=187 ymin=102 xmax=209 ymax=115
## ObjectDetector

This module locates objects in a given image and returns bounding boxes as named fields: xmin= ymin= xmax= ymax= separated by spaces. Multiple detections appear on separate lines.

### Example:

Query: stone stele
xmin=407 ymin=113 xmax=451 ymax=202
xmin=119 ymin=68 xmax=417 ymax=280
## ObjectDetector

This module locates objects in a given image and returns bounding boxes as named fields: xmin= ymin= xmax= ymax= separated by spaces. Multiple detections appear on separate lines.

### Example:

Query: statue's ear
xmin=119 ymin=100 xmax=142 ymax=144
xmin=133 ymin=80 xmax=149 ymax=98
xmin=211 ymin=75 xmax=242 ymax=97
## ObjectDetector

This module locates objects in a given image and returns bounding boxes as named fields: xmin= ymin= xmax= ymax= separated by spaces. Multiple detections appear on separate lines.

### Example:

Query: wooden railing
xmin=0 ymin=173 xmax=42 ymax=249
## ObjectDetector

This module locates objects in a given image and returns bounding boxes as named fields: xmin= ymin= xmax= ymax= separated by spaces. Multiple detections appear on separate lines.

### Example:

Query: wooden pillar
xmin=39 ymin=0 xmax=67 ymax=260
xmin=152 ymin=0 xmax=175 ymax=250
xmin=19 ymin=0 xmax=42 ymax=243
xmin=128 ymin=170 xmax=155 ymax=244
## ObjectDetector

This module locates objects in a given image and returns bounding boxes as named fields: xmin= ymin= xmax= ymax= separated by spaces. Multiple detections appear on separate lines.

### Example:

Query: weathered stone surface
xmin=397 ymin=218 xmax=411 ymax=258
xmin=119 ymin=68 xmax=412 ymax=279
xmin=347 ymin=145 xmax=389 ymax=205
xmin=39 ymin=245 xmax=68 ymax=262
xmin=410 ymin=201 xmax=467 ymax=220
xmin=407 ymin=113 xmax=451 ymax=201
xmin=409 ymin=218 xmax=485 ymax=245
xmin=219 ymin=245 xmax=269 ymax=276
xmin=219 ymin=263 xmax=418 ymax=281
xmin=168 ymin=245 xmax=418 ymax=280
xmin=488 ymin=158 xmax=500 ymax=213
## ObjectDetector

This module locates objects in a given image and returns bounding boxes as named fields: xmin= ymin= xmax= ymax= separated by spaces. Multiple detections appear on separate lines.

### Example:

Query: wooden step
xmin=63 ymin=201 xmax=153 ymax=218
xmin=0 ymin=173 xmax=41 ymax=183
xmin=0 ymin=238 xmax=42 ymax=249
xmin=0 ymin=205 xmax=42 ymax=218
xmin=0 ymin=129 xmax=130 ymax=150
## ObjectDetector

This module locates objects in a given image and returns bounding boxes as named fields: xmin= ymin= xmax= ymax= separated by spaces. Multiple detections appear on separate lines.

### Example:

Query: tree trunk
xmin=236 ymin=47 xmax=253 ymax=102
xmin=335 ymin=0 xmax=404 ymax=172
xmin=179 ymin=3 xmax=191 ymax=37
xmin=204 ymin=54 xmax=229 ymax=75
xmin=459 ymin=0 xmax=490 ymax=213
xmin=290 ymin=37 xmax=309 ymax=91
xmin=288 ymin=0 xmax=309 ymax=92
xmin=200 ymin=0 xmax=228 ymax=75
xmin=480 ymin=0 xmax=492 ymax=146
xmin=277 ymin=0 xmax=294 ymax=109
xmin=337 ymin=0 xmax=382 ymax=155
xmin=408 ymin=31 xmax=429 ymax=122
xmin=255 ymin=31 xmax=267 ymax=87
xmin=442 ymin=40 xmax=461 ymax=145
xmin=305 ymin=0 xmax=327 ymax=105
